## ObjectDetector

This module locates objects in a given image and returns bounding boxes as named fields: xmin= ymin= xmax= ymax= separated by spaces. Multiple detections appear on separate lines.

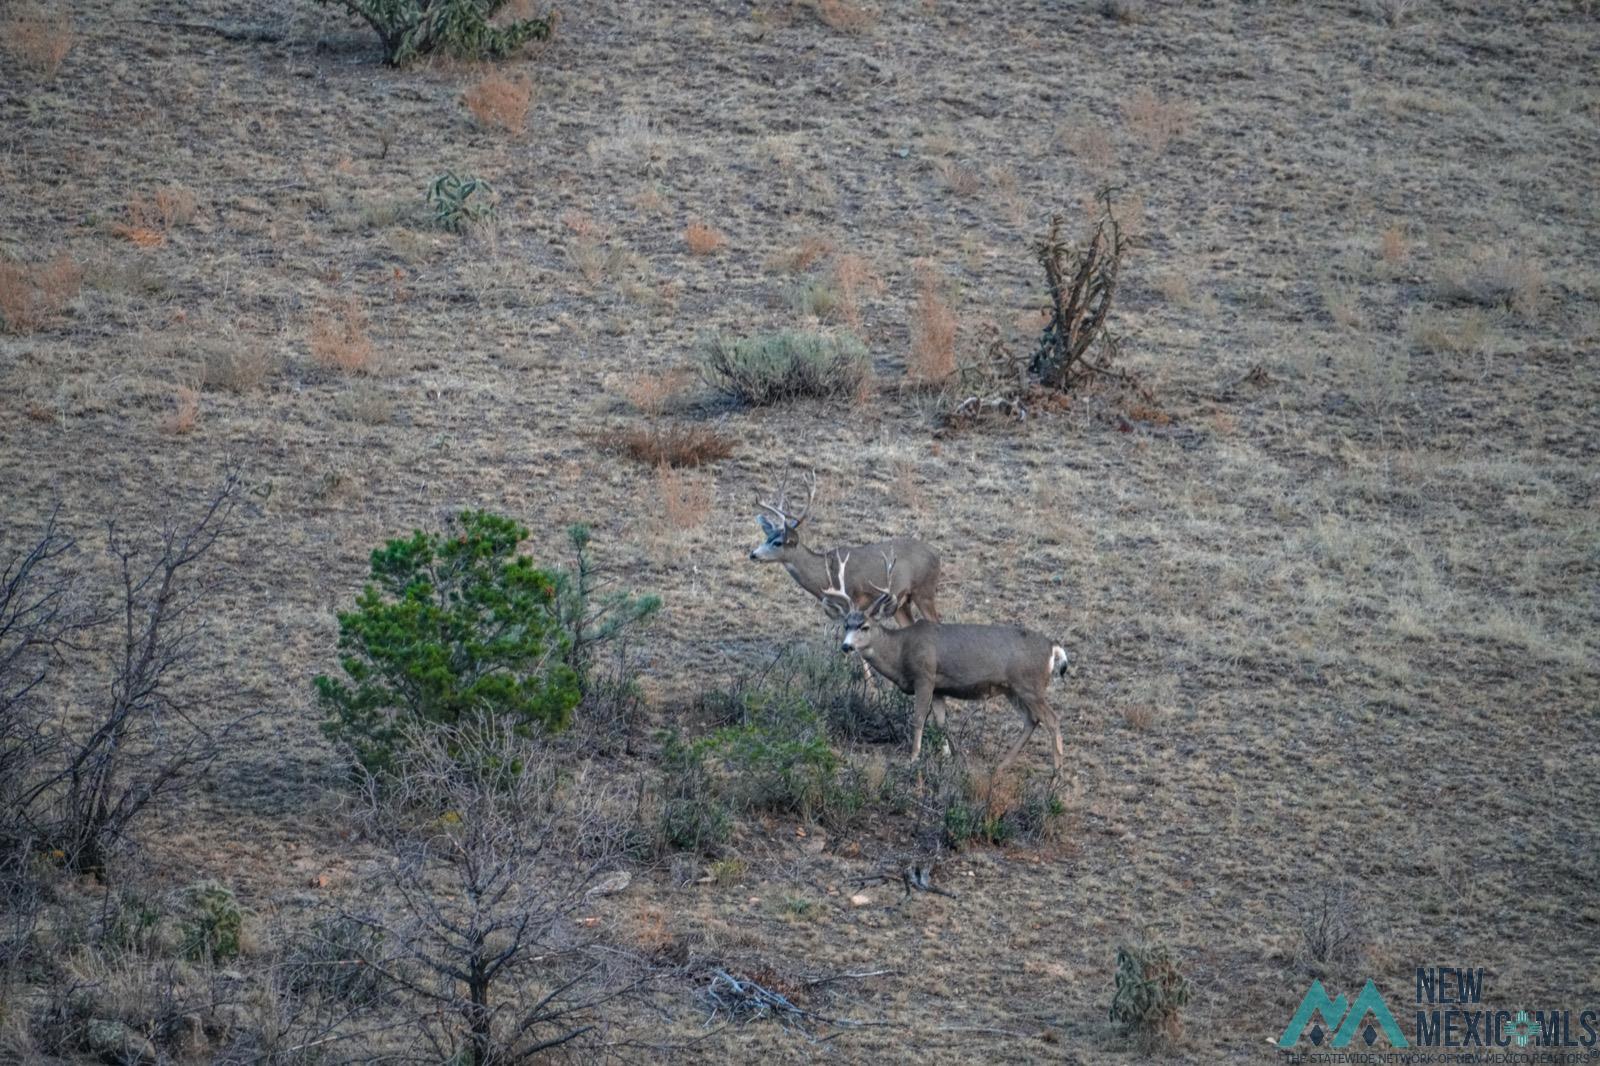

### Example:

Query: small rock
xmin=85 ymin=1019 xmax=156 ymax=1065
xmin=586 ymin=870 xmax=631 ymax=898
xmin=849 ymin=893 xmax=872 ymax=907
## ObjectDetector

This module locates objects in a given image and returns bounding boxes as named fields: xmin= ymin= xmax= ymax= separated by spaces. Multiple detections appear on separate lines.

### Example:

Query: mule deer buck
xmin=749 ymin=471 xmax=940 ymax=625
xmin=822 ymin=551 xmax=1071 ymax=773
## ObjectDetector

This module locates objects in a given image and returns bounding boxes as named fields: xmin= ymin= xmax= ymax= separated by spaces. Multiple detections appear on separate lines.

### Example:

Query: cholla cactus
xmin=317 ymin=0 xmax=554 ymax=66
xmin=1109 ymin=941 xmax=1190 ymax=1043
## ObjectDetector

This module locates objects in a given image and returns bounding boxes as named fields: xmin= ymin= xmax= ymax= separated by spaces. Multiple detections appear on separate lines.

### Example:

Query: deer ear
xmin=868 ymin=592 xmax=897 ymax=620
xmin=756 ymin=514 xmax=778 ymax=536
xmin=820 ymin=598 xmax=847 ymax=621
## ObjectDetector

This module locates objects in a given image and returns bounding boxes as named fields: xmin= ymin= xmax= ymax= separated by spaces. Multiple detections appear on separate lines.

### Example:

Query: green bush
xmin=656 ymin=731 xmax=732 ymax=855
xmin=699 ymin=330 xmax=869 ymax=406
xmin=316 ymin=0 xmax=554 ymax=65
xmin=929 ymin=764 xmax=1065 ymax=849
xmin=426 ymin=171 xmax=494 ymax=232
xmin=316 ymin=511 xmax=581 ymax=776
xmin=178 ymin=881 xmax=245 ymax=962
xmin=1109 ymin=942 xmax=1190 ymax=1045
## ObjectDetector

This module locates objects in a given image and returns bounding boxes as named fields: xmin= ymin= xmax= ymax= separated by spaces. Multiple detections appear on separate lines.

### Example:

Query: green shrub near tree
xmin=317 ymin=514 xmax=569 ymax=774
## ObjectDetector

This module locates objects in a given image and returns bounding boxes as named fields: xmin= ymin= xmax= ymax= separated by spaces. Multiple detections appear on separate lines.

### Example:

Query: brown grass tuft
xmin=1438 ymin=248 xmax=1545 ymax=316
xmin=0 ymin=253 xmax=81 ymax=333
xmin=113 ymin=186 xmax=197 ymax=245
xmin=813 ymin=0 xmax=877 ymax=33
xmin=1123 ymin=87 xmax=1196 ymax=154
xmin=2 ymin=5 xmax=73 ymax=78
xmin=623 ymin=367 xmax=690 ymax=417
xmin=683 ymin=220 xmax=728 ymax=256
xmin=309 ymin=300 xmax=379 ymax=375
xmin=767 ymin=235 xmax=835 ymax=275
xmin=160 ymin=386 xmax=201 ymax=435
xmin=833 ymin=252 xmax=882 ymax=331
xmin=933 ymin=158 xmax=982 ymax=198
xmin=908 ymin=262 xmax=958 ymax=386
xmin=619 ymin=424 xmax=734 ymax=468
xmin=1122 ymin=704 xmax=1157 ymax=731
xmin=1379 ymin=226 xmax=1408 ymax=265
xmin=463 ymin=70 xmax=534 ymax=135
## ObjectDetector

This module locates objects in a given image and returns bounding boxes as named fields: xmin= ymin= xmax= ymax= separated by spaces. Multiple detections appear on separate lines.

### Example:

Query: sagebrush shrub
xmin=699 ymin=330 xmax=869 ymax=405
xmin=316 ymin=0 xmax=554 ymax=65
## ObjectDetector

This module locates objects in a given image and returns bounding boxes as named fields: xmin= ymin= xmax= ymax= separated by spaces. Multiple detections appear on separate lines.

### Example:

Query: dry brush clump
xmin=1123 ymin=87 xmax=1196 ymax=155
xmin=0 ymin=253 xmax=81 ymax=334
xmin=462 ymin=69 xmax=534 ymax=133
xmin=2 ymin=4 xmax=73 ymax=78
xmin=684 ymin=220 xmax=728 ymax=256
xmin=908 ymin=262 xmax=958 ymax=386
xmin=111 ymin=186 xmax=197 ymax=247
xmin=309 ymin=299 xmax=380 ymax=374
xmin=618 ymin=424 xmax=735 ymax=468
xmin=1437 ymin=246 xmax=1545 ymax=316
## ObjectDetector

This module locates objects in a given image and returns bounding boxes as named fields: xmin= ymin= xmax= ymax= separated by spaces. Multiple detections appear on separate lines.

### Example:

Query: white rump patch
xmin=1049 ymin=645 xmax=1070 ymax=677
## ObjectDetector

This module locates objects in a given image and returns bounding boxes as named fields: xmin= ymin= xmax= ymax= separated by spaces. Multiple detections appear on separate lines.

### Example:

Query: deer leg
xmin=895 ymin=603 xmax=915 ymax=627
xmin=932 ymin=696 xmax=952 ymax=758
xmin=908 ymin=683 xmax=935 ymax=764
xmin=995 ymin=696 xmax=1039 ymax=773
xmin=1021 ymin=693 xmax=1065 ymax=774
xmin=914 ymin=591 xmax=941 ymax=623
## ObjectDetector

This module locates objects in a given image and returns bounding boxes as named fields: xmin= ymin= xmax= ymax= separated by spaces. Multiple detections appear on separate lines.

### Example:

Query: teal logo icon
xmin=1280 ymin=979 xmax=1410 ymax=1049
xmin=1509 ymin=1010 xmax=1542 ymax=1047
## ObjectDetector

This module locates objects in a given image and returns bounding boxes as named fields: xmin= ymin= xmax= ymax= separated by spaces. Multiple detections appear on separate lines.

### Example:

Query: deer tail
xmin=1048 ymin=644 xmax=1070 ymax=679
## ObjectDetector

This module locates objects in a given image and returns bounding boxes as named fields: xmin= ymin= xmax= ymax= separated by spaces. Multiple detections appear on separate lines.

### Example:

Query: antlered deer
xmin=822 ymin=552 xmax=1071 ymax=772
xmin=748 ymin=471 xmax=939 ymax=625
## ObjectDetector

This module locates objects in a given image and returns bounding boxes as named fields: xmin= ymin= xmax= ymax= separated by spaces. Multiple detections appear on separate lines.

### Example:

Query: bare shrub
xmin=933 ymin=158 xmax=982 ymax=198
xmin=2 ymin=5 xmax=73 ymax=78
xmin=112 ymin=187 xmax=197 ymax=246
xmin=1408 ymin=308 xmax=1491 ymax=356
xmin=908 ymin=262 xmax=958 ymax=386
xmin=1370 ymin=0 xmax=1422 ymax=27
xmin=340 ymin=716 xmax=637 ymax=1064
xmin=309 ymin=300 xmax=379 ymax=374
xmin=198 ymin=343 xmax=278 ymax=394
xmin=1123 ymin=87 xmax=1196 ymax=155
xmin=1030 ymin=197 xmax=1129 ymax=390
xmin=4 ymin=474 xmax=252 ymax=875
xmin=683 ymin=221 xmax=727 ymax=256
xmin=463 ymin=70 xmax=533 ymax=134
xmin=0 ymin=254 xmax=82 ymax=334
xmin=617 ymin=424 xmax=734 ymax=468
xmin=623 ymin=367 xmax=689 ymax=417
xmin=1297 ymin=881 xmax=1365 ymax=967
xmin=767 ymin=235 xmax=834 ymax=274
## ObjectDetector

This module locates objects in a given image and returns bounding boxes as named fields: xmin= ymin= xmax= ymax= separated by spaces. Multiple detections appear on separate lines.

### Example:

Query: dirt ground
xmin=3 ymin=0 xmax=1598 ymax=1061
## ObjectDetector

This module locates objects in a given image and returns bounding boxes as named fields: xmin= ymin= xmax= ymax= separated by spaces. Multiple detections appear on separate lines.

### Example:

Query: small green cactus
xmin=178 ymin=880 xmax=246 ymax=962
xmin=426 ymin=171 xmax=495 ymax=232
xmin=1109 ymin=941 xmax=1190 ymax=1044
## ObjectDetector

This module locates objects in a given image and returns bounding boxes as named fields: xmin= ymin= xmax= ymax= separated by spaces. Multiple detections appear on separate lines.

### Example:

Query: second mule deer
xmin=748 ymin=471 xmax=939 ymax=625
xmin=823 ymin=552 xmax=1071 ymax=773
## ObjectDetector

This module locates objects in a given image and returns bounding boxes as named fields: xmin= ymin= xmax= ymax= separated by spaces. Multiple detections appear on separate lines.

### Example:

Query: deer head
xmin=749 ymin=470 xmax=817 ymax=561
xmin=829 ymin=550 xmax=899 ymax=653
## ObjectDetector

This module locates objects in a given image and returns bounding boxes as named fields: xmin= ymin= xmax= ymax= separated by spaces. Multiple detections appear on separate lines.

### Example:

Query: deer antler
xmin=820 ymin=550 xmax=853 ymax=614
xmin=757 ymin=469 xmax=817 ymax=529
xmin=865 ymin=550 xmax=901 ymax=618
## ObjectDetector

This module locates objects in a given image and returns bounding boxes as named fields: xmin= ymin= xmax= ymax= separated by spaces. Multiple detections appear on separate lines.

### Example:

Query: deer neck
xmin=858 ymin=629 xmax=914 ymax=692
xmin=784 ymin=546 xmax=836 ymax=604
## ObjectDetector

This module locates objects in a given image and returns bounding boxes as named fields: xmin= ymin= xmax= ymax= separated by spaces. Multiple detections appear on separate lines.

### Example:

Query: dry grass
xmin=683 ymin=220 xmax=727 ymax=256
xmin=0 ymin=253 xmax=81 ymax=333
xmin=1379 ymin=226 xmax=1408 ymax=266
xmin=932 ymin=158 xmax=982 ymax=198
xmin=198 ymin=343 xmax=278 ymax=394
xmin=832 ymin=252 xmax=882 ymax=331
xmin=1064 ymin=123 xmax=1116 ymax=176
xmin=463 ymin=70 xmax=534 ymax=134
xmin=623 ymin=367 xmax=690 ymax=416
xmin=2 ymin=5 xmax=73 ymax=78
xmin=811 ymin=0 xmax=877 ymax=33
xmin=309 ymin=300 xmax=379 ymax=375
xmin=767 ymin=235 xmax=835 ymax=275
xmin=653 ymin=464 xmax=712 ymax=531
xmin=1153 ymin=272 xmax=1193 ymax=307
xmin=617 ymin=424 xmax=735 ymax=468
xmin=113 ymin=187 xmax=197 ymax=246
xmin=1123 ymin=87 xmax=1196 ymax=154
xmin=1438 ymin=248 xmax=1545 ymax=315
xmin=908 ymin=262 xmax=957 ymax=386
xmin=160 ymin=385 xmax=201 ymax=435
